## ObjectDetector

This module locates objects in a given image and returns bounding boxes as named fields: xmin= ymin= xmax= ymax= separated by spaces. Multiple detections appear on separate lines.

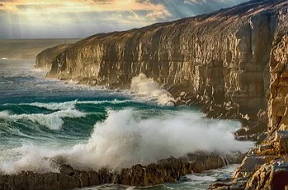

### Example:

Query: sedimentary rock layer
xmin=209 ymin=3 xmax=288 ymax=190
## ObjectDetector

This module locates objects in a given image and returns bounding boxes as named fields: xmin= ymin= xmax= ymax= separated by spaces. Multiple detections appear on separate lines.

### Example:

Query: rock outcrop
xmin=35 ymin=0 xmax=288 ymax=189
xmin=0 ymin=153 xmax=242 ymax=190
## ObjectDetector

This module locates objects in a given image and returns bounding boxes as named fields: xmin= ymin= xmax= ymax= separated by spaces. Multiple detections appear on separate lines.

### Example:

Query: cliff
xmin=211 ymin=12 xmax=288 ymax=190
xmin=36 ymin=0 xmax=288 ymax=189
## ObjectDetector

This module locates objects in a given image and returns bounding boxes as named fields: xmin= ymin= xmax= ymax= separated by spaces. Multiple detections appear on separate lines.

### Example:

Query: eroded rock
xmin=0 ymin=153 xmax=240 ymax=190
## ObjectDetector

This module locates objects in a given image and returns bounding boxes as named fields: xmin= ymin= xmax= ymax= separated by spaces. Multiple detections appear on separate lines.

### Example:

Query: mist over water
xmin=0 ymin=108 xmax=252 ymax=174
xmin=0 ymin=59 xmax=252 ymax=189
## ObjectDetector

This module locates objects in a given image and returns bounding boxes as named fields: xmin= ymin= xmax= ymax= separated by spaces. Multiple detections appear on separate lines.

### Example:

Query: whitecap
xmin=187 ymin=175 xmax=216 ymax=182
xmin=28 ymin=101 xmax=77 ymax=110
xmin=0 ymin=109 xmax=253 ymax=174
xmin=10 ymin=99 xmax=133 ymax=111
xmin=0 ymin=109 xmax=86 ymax=130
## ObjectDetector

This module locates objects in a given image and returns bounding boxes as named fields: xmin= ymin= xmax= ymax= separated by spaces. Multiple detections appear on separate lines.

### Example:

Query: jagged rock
xmin=273 ymin=131 xmax=288 ymax=153
xmin=244 ymin=160 xmax=288 ymax=190
xmin=234 ymin=155 xmax=276 ymax=179
xmin=0 ymin=153 xmax=238 ymax=190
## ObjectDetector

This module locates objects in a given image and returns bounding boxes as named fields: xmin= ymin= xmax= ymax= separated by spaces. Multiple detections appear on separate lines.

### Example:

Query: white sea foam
xmin=187 ymin=175 xmax=217 ymax=182
xmin=0 ymin=109 xmax=253 ymax=174
xmin=10 ymin=99 xmax=133 ymax=111
xmin=27 ymin=101 xmax=77 ymax=110
xmin=130 ymin=73 xmax=175 ymax=106
xmin=0 ymin=109 xmax=86 ymax=130
xmin=0 ymin=111 xmax=10 ymax=118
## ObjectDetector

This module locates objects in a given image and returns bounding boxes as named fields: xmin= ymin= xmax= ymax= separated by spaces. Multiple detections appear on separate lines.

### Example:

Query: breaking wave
xmin=5 ymin=99 xmax=134 ymax=111
xmin=131 ymin=73 xmax=175 ymax=106
xmin=0 ymin=109 xmax=86 ymax=130
xmin=0 ymin=109 xmax=253 ymax=174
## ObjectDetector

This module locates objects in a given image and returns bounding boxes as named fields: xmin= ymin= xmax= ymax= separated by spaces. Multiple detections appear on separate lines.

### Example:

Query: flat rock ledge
xmin=0 ymin=153 xmax=243 ymax=190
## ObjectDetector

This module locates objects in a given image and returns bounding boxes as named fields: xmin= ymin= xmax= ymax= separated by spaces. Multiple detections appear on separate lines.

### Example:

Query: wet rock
xmin=233 ymin=155 xmax=276 ymax=178
xmin=244 ymin=160 xmax=288 ymax=190
xmin=273 ymin=131 xmax=288 ymax=154
xmin=0 ymin=153 xmax=237 ymax=190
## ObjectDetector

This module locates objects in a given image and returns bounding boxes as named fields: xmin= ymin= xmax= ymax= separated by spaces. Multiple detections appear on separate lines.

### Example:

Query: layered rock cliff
xmin=210 ymin=11 xmax=288 ymax=190
xmin=35 ymin=0 xmax=288 ymax=189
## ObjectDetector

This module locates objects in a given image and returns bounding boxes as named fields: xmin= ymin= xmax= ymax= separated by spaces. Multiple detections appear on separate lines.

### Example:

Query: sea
xmin=0 ymin=58 xmax=252 ymax=190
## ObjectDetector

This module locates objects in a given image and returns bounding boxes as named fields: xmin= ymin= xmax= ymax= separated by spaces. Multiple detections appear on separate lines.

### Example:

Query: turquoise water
xmin=0 ymin=59 xmax=247 ymax=189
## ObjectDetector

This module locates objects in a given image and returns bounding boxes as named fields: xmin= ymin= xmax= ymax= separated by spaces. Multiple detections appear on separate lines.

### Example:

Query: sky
xmin=0 ymin=0 xmax=249 ymax=39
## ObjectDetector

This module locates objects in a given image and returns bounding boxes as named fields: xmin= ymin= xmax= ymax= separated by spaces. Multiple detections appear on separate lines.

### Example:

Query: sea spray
xmin=0 ymin=109 xmax=253 ymax=174
xmin=131 ymin=73 xmax=175 ymax=106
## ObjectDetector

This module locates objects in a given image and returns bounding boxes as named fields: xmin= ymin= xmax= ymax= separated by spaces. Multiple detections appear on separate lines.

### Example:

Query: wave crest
xmin=0 ymin=109 xmax=86 ymax=130
xmin=131 ymin=73 xmax=175 ymax=106
xmin=0 ymin=109 xmax=253 ymax=174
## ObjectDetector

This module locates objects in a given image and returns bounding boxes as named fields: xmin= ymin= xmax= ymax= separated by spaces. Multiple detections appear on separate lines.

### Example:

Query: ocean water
xmin=0 ymin=59 xmax=251 ymax=189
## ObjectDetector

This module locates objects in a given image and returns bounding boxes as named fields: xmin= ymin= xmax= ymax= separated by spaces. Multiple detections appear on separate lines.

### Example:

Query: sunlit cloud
xmin=0 ymin=0 xmax=249 ymax=39
xmin=0 ymin=0 xmax=169 ymax=19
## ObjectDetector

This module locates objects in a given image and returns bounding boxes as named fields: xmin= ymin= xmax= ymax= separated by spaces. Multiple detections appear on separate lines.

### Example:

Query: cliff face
xmin=36 ymin=1 xmax=288 ymax=189
xmin=210 ymin=33 xmax=288 ymax=190
xmin=211 ymin=3 xmax=288 ymax=190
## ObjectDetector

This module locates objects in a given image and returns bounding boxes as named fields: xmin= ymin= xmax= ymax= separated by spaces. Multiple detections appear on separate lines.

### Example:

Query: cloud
xmin=0 ymin=0 xmax=169 ymax=19
xmin=0 ymin=0 xmax=249 ymax=39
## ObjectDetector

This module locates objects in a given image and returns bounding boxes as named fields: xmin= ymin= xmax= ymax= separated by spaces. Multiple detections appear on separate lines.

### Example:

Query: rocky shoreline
xmin=0 ymin=153 xmax=243 ymax=190
xmin=30 ymin=0 xmax=288 ymax=189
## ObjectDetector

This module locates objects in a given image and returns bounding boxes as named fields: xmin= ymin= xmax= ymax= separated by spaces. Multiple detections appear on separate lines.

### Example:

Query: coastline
xmin=1 ymin=0 xmax=288 ymax=190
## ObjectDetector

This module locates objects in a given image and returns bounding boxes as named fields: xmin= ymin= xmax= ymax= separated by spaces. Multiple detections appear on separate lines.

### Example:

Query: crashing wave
xmin=130 ymin=73 xmax=175 ymax=106
xmin=0 ymin=109 xmax=253 ymax=174
xmin=0 ymin=109 xmax=86 ymax=130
